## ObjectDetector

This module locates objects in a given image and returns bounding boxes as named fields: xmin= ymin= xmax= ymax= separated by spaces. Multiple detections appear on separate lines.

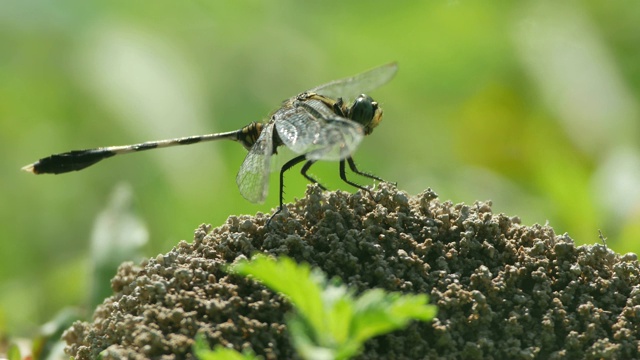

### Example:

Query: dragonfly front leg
xmin=340 ymin=156 xmax=386 ymax=201
xmin=345 ymin=157 xmax=389 ymax=183
xmin=339 ymin=157 xmax=390 ymax=197
xmin=339 ymin=158 xmax=369 ymax=194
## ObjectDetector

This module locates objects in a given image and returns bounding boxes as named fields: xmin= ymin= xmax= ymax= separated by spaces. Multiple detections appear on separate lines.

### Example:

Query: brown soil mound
xmin=64 ymin=184 xmax=640 ymax=359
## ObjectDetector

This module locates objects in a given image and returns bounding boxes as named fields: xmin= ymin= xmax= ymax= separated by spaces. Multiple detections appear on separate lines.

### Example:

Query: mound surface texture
xmin=64 ymin=184 xmax=640 ymax=359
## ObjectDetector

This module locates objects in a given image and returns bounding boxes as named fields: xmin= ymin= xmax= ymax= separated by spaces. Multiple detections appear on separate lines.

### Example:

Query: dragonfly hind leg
xmin=268 ymin=154 xmax=328 ymax=225
xmin=300 ymin=160 xmax=327 ymax=190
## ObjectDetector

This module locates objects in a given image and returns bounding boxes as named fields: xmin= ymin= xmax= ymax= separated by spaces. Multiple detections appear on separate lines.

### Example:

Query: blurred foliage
xmin=1 ymin=0 xmax=639 ymax=344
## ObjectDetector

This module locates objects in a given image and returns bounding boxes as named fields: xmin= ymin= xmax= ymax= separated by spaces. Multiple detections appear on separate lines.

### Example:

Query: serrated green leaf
xmin=229 ymin=255 xmax=437 ymax=360
xmin=389 ymin=294 xmax=438 ymax=321
xmin=327 ymin=296 xmax=353 ymax=344
xmin=350 ymin=290 xmax=437 ymax=343
xmin=287 ymin=316 xmax=336 ymax=360
xmin=193 ymin=333 xmax=258 ymax=360
xmin=230 ymin=255 xmax=325 ymax=335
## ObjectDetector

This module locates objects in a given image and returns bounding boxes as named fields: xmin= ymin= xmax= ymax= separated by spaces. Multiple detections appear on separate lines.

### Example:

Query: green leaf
xmin=326 ymin=295 xmax=353 ymax=344
xmin=230 ymin=255 xmax=325 ymax=336
xmin=287 ymin=316 xmax=336 ymax=360
xmin=193 ymin=333 xmax=258 ymax=360
xmin=229 ymin=255 xmax=438 ymax=360
xmin=350 ymin=290 xmax=436 ymax=343
xmin=389 ymin=293 xmax=438 ymax=321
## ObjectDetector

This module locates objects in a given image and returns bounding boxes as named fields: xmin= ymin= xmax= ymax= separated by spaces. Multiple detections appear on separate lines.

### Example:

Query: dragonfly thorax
xmin=347 ymin=94 xmax=382 ymax=135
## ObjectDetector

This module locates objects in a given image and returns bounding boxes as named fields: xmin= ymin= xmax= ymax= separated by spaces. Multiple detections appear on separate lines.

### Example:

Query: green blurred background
xmin=2 ymin=0 xmax=639 ymax=336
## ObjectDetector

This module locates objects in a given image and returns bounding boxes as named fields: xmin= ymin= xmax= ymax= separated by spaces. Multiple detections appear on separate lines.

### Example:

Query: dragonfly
xmin=22 ymin=62 xmax=398 ymax=222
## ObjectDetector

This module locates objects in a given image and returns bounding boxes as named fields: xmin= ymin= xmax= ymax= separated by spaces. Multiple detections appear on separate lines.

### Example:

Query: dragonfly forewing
xmin=236 ymin=123 xmax=275 ymax=203
xmin=274 ymin=98 xmax=364 ymax=161
xmin=308 ymin=62 xmax=398 ymax=100
xmin=302 ymin=117 xmax=363 ymax=161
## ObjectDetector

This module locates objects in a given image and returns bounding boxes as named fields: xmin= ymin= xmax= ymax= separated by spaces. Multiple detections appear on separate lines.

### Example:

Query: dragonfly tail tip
xmin=21 ymin=163 xmax=37 ymax=174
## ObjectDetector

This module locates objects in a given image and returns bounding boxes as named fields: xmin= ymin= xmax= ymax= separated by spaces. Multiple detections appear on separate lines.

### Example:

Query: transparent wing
xmin=236 ymin=123 xmax=274 ymax=203
xmin=308 ymin=62 xmax=398 ymax=101
xmin=274 ymin=98 xmax=364 ymax=161
xmin=303 ymin=117 xmax=364 ymax=161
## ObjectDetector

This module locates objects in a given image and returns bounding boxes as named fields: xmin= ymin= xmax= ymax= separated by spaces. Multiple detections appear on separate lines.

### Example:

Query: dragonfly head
xmin=349 ymin=94 xmax=382 ymax=135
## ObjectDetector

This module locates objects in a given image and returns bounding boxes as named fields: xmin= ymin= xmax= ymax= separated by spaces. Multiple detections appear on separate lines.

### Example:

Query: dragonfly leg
xmin=345 ymin=156 xmax=390 ymax=183
xmin=268 ymin=154 xmax=311 ymax=225
xmin=340 ymin=157 xmax=395 ymax=200
xmin=339 ymin=159 xmax=371 ymax=195
xmin=332 ymin=97 xmax=346 ymax=117
xmin=301 ymin=160 xmax=327 ymax=190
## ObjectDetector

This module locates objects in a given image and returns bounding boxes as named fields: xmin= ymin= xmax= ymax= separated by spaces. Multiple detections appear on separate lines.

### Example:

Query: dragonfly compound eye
xmin=350 ymin=94 xmax=382 ymax=135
